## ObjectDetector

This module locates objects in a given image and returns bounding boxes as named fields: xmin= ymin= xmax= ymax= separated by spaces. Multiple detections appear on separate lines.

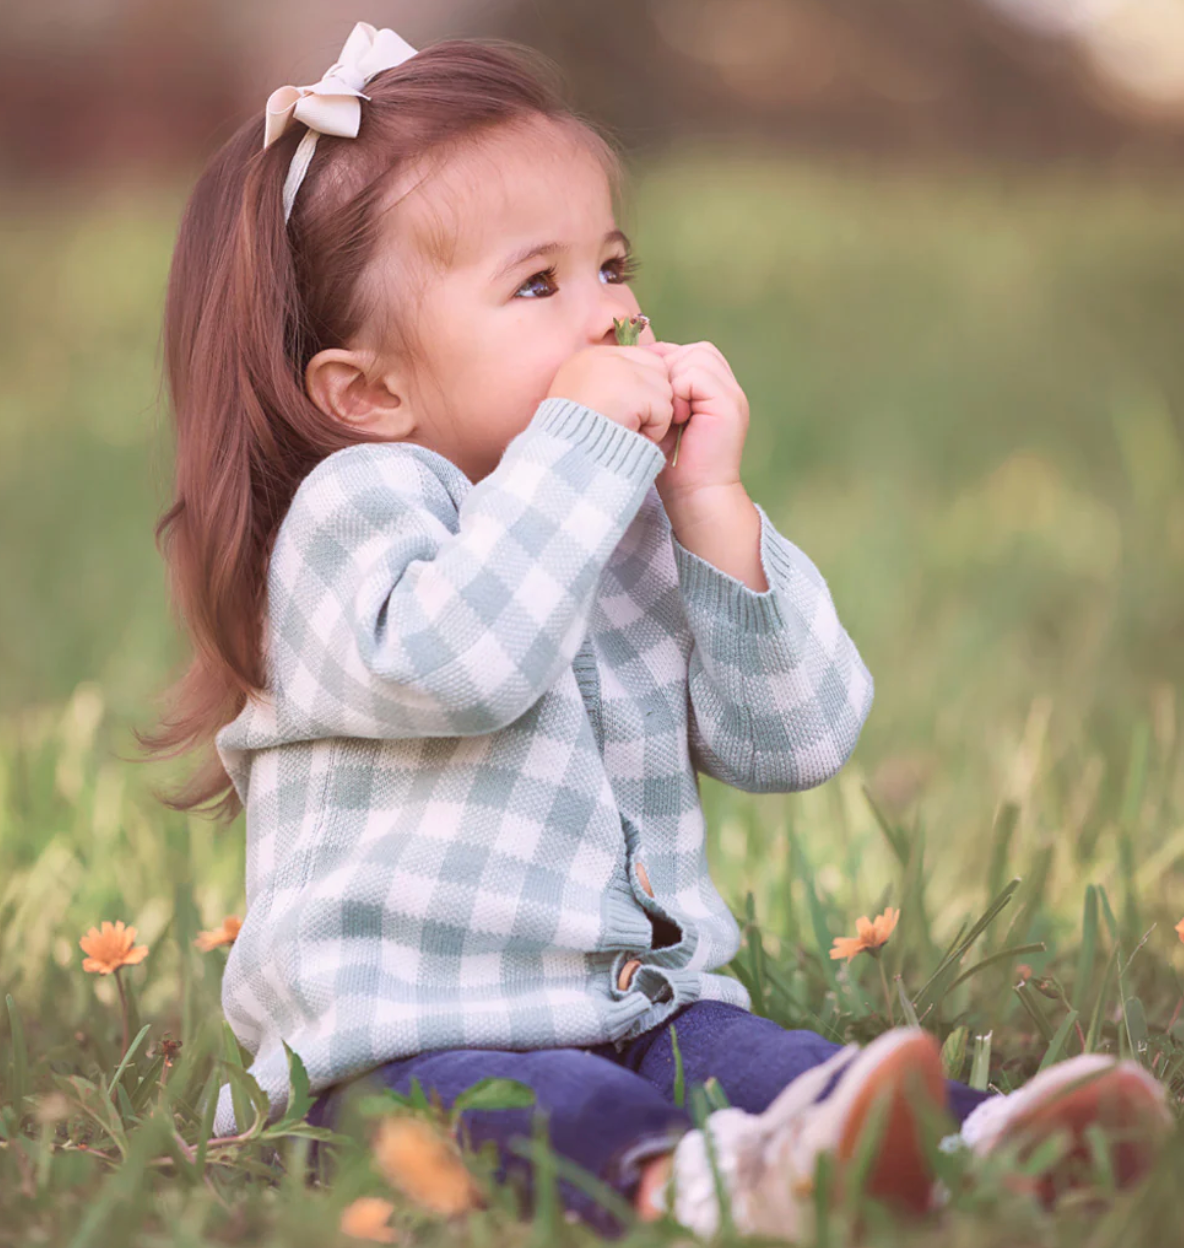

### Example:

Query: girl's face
xmin=360 ymin=117 xmax=646 ymax=484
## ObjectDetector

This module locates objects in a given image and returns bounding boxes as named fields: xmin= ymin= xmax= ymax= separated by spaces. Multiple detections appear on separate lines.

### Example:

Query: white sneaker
xmin=959 ymin=1053 xmax=1173 ymax=1204
xmin=661 ymin=1027 xmax=949 ymax=1240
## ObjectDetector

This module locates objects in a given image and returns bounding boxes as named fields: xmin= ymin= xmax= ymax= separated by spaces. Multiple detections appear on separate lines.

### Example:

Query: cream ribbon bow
xmin=263 ymin=21 xmax=418 ymax=221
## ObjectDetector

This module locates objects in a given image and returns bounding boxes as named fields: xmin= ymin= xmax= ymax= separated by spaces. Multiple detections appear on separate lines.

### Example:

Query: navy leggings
xmin=307 ymin=1002 xmax=988 ymax=1236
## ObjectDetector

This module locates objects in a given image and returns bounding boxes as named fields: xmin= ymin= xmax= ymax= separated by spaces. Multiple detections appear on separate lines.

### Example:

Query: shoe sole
xmin=834 ymin=1030 xmax=947 ymax=1215
xmin=996 ymin=1065 xmax=1172 ymax=1202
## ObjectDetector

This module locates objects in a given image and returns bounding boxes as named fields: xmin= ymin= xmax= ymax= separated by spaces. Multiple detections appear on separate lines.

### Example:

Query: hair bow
xmin=263 ymin=21 xmax=418 ymax=222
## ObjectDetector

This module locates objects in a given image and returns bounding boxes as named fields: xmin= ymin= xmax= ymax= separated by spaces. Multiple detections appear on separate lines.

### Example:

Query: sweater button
xmin=635 ymin=860 xmax=655 ymax=898
xmin=618 ymin=958 xmax=642 ymax=992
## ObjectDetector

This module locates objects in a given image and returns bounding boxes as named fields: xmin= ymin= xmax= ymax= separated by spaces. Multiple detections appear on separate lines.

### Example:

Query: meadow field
xmin=2 ymin=147 xmax=1184 ymax=1245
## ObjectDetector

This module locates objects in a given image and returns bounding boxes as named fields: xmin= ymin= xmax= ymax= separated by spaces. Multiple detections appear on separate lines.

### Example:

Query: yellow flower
xmin=78 ymin=920 xmax=148 ymax=975
xmin=830 ymin=907 xmax=900 ymax=962
xmin=372 ymin=1115 xmax=481 ymax=1217
xmin=340 ymin=1196 xmax=399 ymax=1243
xmin=194 ymin=915 xmax=242 ymax=951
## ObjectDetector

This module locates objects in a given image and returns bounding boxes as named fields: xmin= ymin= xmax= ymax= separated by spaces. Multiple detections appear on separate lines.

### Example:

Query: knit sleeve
xmin=239 ymin=399 xmax=666 ymax=743
xmin=673 ymin=502 xmax=874 ymax=792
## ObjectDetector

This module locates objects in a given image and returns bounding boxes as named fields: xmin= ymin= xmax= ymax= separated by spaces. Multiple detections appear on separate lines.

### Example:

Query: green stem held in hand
xmin=613 ymin=315 xmax=684 ymax=467
xmin=611 ymin=314 xmax=648 ymax=347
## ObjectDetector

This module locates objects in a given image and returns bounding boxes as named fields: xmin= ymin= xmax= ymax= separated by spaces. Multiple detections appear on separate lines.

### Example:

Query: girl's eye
xmin=513 ymin=253 xmax=643 ymax=299
xmin=601 ymin=252 xmax=642 ymax=285
xmin=515 ymin=267 xmax=559 ymax=299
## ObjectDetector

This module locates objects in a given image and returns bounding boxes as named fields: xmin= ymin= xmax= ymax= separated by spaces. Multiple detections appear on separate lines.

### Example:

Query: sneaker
xmin=662 ymin=1027 xmax=949 ymax=1239
xmin=960 ymin=1054 xmax=1174 ymax=1204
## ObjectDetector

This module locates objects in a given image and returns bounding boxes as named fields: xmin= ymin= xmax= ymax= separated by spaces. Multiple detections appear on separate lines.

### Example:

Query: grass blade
xmin=805 ymin=875 xmax=840 ymax=993
xmin=969 ymin=1032 xmax=993 ymax=1091
xmin=128 ymin=1054 xmax=166 ymax=1115
xmin=1037 ymin=1009 xmax=1080 ymax=1072
xmin=913 ymin=880 xmax=1021 ymax=1013
xmin=744 ymin=891 xmax=768 ymax=1017
xmin=1002 ymin=846 xmax=1053 ymax=950
xmin=1072 ymin=885 xmax=1100 ymax=1014
xmin=508 ymin=1136 xmax=638 ymax=1232
xmin=1098 ymin=886 xmax=1120 ymax=944
xmin=862 ymin=785 xmax=909 ymax=867
xmin=5 ymin=994 xmax=29 ymax=1117
xmin=985 ymin=803 xmax=1020 ymax=949
xmin=942 ymin=942 xmax=1046 ymax=999
xmin=106 ymin=1023 xmax=151 ymax=1098
xmin=1119 ymin=828 xmax=1142 ymax=953
xmin=1013 ymin=981 xmax=1057 ymax=1044
xmin=194 ymin=1067 xmax=220 ymax=1170
xmin=1084 ymin=955 xmax=1117 ymax=1054
xmin=690 ymin=1083 xmax=734 ymax=1238
xmin=221 ymin=1020 xmax=251 ymax=1135
xmin=527 ymin=1112 xmax=559 ymax=1247
xmin=1124 ymin=996 xmax=1149 ymax=1064
xmin=942 ymin=1026 xmax=968 ymax=1082
xmin=897 ymin=977 xmax=920 ymax=1027
xmin=1120 ymin=719 xmax=1150 ymax=827
xmin=670 ymin=1023 xmax=685 ymax=1109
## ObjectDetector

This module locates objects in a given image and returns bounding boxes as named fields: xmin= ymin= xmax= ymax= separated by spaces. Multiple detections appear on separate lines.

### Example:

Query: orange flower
xmin=1176 ymin=917 xmax=1184 ymax=943
xmin=372 ymin=1116 xmax=481 ymax=1217
xmin=78 ymin=920 xmax=148 ymax=975
xmin=340 ymin=1196 xmax=399 ymax=1243
xmin=194 ymin=915 xmax=242 ymax=952
xmin=830 ymin=907 xmax=899 ymax=962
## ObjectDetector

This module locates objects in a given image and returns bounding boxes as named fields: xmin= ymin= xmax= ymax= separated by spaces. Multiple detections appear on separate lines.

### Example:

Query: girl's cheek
xmin=512 ymin=336 xmax=564 ymax=379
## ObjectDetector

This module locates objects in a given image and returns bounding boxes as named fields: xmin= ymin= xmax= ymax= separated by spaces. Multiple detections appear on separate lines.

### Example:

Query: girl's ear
xmin=304 ymin=347 xmax=417 ymax=438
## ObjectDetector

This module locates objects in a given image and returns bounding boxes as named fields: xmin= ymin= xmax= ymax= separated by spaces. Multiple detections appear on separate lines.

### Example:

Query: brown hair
xmin=136 ymin=38 xmax=621 ymax=822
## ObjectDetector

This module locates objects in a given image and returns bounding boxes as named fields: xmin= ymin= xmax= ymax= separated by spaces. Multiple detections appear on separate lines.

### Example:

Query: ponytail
xmin=136 ymin=39 xmax=620 ymax=820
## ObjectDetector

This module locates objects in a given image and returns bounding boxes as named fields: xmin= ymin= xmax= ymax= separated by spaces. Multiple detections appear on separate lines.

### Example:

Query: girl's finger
xmin=616 ymin=346 xmax=677 ymax=379
xmin=670 ymin=352 xmax=746 ymax=399
xmin=655 ymin=424 xmax=680 ymax=462
xmin=664 ymin=340 xmax=738 ymax=382
xmin=669 ymin=360 xmax=737 ymax=406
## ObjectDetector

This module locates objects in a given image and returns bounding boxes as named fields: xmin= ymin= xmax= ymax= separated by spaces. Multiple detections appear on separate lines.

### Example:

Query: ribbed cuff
xmin=604 ymin=1125 xmax=692 ymax=1203
xmin=672 ymin=503 xmax=798 ymax=633
xmin=603 ymin=876 xmax=661 ymax=950
xmin=531 ymin=397 xmax=667 ymax=481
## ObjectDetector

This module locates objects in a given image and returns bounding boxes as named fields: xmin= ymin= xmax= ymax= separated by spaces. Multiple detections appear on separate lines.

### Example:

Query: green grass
xmin=2 ymin=148 xmax=1184 ymax=1244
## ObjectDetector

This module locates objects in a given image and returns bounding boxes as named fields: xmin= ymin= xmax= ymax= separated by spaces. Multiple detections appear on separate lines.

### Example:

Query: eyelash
xmin=515 ymin=252 xmax=642 ymax=299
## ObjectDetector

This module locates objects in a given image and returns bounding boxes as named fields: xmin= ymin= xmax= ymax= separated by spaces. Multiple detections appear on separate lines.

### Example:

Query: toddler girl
xmin=148 ymin=21 xmax=1172 ymax=1239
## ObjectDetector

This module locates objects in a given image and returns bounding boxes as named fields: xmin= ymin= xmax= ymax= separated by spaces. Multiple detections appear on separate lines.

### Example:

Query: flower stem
xmin=114 ymin=968 xmax=130 ymax=1057
xmin=877 ymin=957 xmax=895 ymax=1027
xmin=614 ymin=313 xmax=685 ymax=465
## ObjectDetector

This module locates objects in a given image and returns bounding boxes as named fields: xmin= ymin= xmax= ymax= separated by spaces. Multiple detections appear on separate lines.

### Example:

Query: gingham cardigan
xmin=212 ymin=397 xmax=874 ymax=1133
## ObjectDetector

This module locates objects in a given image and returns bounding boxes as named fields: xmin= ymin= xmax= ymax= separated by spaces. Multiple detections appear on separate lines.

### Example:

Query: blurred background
xmin=2 ymin=0 xmax=1183 ymax=950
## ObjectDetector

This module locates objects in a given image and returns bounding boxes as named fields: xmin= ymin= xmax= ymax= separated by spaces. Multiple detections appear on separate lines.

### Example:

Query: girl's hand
xmin=547 ymin=345 xmax=674 ymax=440
xmin=642 ymin=340 xmax=750 ymax=509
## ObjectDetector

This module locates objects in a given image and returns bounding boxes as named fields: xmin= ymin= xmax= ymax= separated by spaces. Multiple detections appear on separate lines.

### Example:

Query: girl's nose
xmin=578 ymin=275 xmax=633 ymax=346
xmin=590 ymin=289 xmax=631 ymax=346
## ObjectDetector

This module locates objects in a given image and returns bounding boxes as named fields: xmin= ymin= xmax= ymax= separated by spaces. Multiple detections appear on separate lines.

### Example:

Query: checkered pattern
xmin=212 ymin=398 xmax=874 ymax=1134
